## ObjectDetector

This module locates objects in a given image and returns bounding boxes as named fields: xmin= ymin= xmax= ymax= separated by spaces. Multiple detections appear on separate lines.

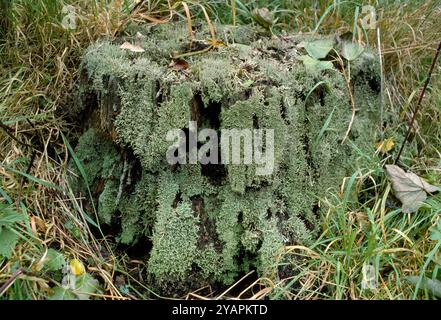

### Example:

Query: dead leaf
xmin=252 ymin=8 xmax=276 ymax=28
xmin=385 ymin=165 xmax=439 ymax=213
xmin=169 ymin=59 xmax=191 ymax=80
xmin=135 ymin=32 xmax=145 ymax=40
xmin=30 ymin=215 xmax=47 ymax=235
xmin=209 ymin=39 xmax=227 ymax=47
xmin=169 ymin=58 xmax=189 ymax=71
xmin=376 ymin=138 xmax=395 ymax=153
xmin=119 ymin=41 xmax=145 ymax=53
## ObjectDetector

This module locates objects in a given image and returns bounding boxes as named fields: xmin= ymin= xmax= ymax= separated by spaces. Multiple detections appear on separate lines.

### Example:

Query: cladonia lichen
xmin=71 ymin=23 xmax=382 ymax=295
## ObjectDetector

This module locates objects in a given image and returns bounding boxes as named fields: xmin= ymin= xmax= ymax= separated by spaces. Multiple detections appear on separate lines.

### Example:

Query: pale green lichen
xmin=148 ymin=201 xmax=200 ymax=279
xmin=71 ymin=23 xmax=383 ymax=294
xmin=71 ymin=129 xmax=157 ymax=243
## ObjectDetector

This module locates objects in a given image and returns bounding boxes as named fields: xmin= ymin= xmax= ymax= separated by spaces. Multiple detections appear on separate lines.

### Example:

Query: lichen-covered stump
xmin=71 ymin=23 xmax=381 ymax=295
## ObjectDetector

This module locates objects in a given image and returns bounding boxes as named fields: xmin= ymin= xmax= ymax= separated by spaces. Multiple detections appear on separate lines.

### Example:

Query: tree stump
xmin=71 ymin=23 xmax=381 ymax=295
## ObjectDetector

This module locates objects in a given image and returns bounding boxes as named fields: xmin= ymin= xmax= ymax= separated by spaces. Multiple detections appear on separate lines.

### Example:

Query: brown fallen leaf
xmin=119 ymin=41 xmax=145 ymax=53
xmin=385 ymin=164 xmax=439 ymax=213
xmin=169 ymin=58 xmax=189 ymax=71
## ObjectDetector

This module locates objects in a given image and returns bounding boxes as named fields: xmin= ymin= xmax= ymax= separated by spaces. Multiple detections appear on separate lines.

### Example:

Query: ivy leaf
xmin=298 ymin=55 xmax=334 ymax=74
xmin=0 ymin=227 xmax=19 ymax=259
xmin=341 ymin=42 xmax=364 ymax=61
xmin=49 ymin=287 xmax=77 ymax=300
xmin=385 ymin=165 xmax=439 ymax=213
xmin=74 ymin=273 xmax=101 ymax=300
xmin=304 ymin=39 xmax=334 ymax=60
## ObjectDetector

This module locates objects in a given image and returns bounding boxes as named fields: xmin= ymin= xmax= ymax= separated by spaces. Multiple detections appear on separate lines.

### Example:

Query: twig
xmin=0 ymin=268 xmax=24 ymax=297
xmin=172 ymin=44 xmax=214 ymax=59
xmin=377 ymin=27 xmax=385 ymax=139
xmin=0 ymin=121 xmax=34 ymax=149
xmin=395 ymin=41 xmax=441 ymax=164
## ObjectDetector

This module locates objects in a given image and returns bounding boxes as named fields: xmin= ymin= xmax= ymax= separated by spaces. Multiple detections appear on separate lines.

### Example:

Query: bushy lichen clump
xmin=72 ymin=23 xmax=382 ymax=293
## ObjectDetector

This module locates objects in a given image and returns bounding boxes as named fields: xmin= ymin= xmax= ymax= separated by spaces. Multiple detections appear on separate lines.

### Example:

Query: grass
xmin=273 ymin=167 xmax=441 ymax=299
xmin=0 ymin=0 xmax=440 ymax=299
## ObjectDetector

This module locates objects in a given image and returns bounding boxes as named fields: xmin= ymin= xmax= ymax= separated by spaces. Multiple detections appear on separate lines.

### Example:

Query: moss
xmin=72 ymin=22 xmax=383 ymax=294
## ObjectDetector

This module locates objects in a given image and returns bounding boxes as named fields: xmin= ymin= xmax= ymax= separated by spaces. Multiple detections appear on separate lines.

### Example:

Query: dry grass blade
xmin=181 ymin=2 xmax=194 ymax=41
xmin=198 ymin=3 xmax=217 ymax=44
xmin=236 ymin=277 xmax=274 ymax=300
xmin=215 ymin=271 xmax=255 ymax=300
xmin=335 ymin=53 xmax=357 ymax=145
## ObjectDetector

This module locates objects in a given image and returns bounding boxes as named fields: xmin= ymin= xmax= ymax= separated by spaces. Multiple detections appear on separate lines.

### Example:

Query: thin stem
xmin=339 ymin=57 xmax=356 ymax=145
xmin=395 ymin=41 xmax=441 ymax=164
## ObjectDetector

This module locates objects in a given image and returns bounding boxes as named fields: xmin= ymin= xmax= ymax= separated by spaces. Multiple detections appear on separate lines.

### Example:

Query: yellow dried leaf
xmin=376 ymin=138 xmax=395 ymax=153
xmin=69 ymin=259 xmax=85 ymax=276
xmin=209 ymin=39 xmax=227 ymax=47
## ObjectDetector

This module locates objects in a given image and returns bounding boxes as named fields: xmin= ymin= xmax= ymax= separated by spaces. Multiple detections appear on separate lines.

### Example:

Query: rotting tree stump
xmin=70 ymin=23 xmax=382 ymax=296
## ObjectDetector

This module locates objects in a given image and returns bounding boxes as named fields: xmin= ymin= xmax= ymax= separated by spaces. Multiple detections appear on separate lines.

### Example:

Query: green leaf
xmin=341 ymin=42 xmax=364 ymax=61
xmin=0 ymin=203 xmax=25 ymax=227
xmin=298 ymin=55 xmax=334 ymax=74
xmin=430 ymin=228 xmax=441 ymax=241
xmin=429 ymin=220 xmax=441 ymax=241
xmin=406 ymin=276 xmax=441 ymax=298
xmin=74 ymin=273 xmax=101 ymax=300
xmin=304 ymin=39 xmax=334 ymax=60
xmin=0 ymin=186 xmax=13 ymax=204
xmin=49 ymin=287 xmax=77 ymax=300
xmin=61 ymin=132 xmax=100 ymax=229
xmin=45 ymin=249 xmax=66 ymax=271
xmin=0 ymin=227 xmax=19 ymax=258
